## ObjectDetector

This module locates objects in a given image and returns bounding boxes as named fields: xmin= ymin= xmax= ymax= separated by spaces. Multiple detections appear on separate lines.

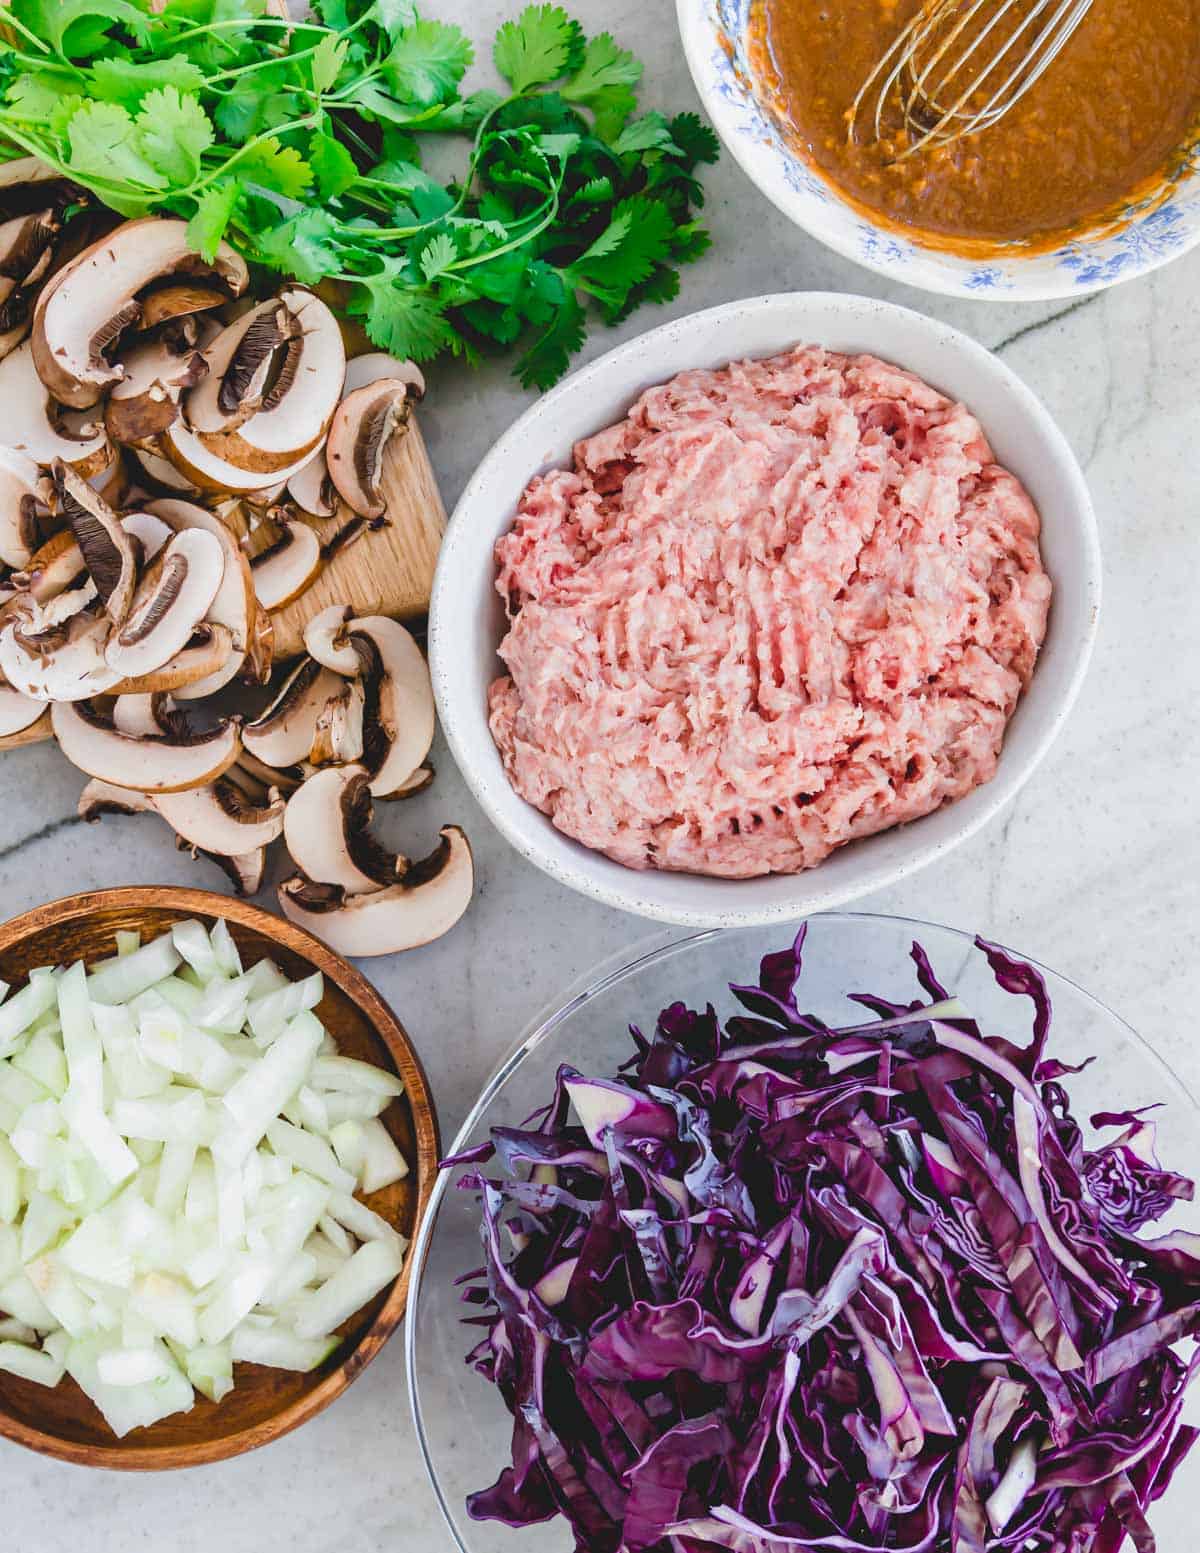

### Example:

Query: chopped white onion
xmin=0 ymin=921 xmax=408 ymax=1434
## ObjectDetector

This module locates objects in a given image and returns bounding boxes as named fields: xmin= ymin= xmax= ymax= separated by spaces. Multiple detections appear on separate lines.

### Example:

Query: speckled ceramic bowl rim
xmin=677 ymin=0 xmax=1200 ymax=301
xmin=429 ymin=291 xmax=1102 ymax=929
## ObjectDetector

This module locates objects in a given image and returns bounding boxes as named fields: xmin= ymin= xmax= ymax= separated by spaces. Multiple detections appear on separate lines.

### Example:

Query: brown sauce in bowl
xmin=751 ymin=0 xmax=1200 ymax=251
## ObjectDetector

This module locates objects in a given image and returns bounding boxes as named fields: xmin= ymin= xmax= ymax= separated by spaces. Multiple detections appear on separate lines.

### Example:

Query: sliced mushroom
xmin=51 ymin=699 xmax=242 ymax=792
xmin=0 ymin=158 xmax=70 ymax=204
xmin=78 ymin=777 xmax=156 ymax=821
xmin=244 ymin=604 xmax=274 ymax=687
xmin=145 ymin=498 xmax=254 ymax=699
xmin=380 ymin=762 xmax=435 ymax=801
xmin=111 ymin=622 xmax=235 ymax=695
xmin=344 ymin=353 xmax=425 ymax=399
xmin=195 ymin=845 xmax=266 ymax=896
xmin=111 ymin=692 xmax=173 ymax=738
xmin=13 ymin=527 xmax=86 ymax=603
xmin=283 ymin=765 xmax=406 ymax=896
xmin=0 ymin=676 xmax=50 ymax=737
xmin=303 ymin=605 xmax=358 ymax=675
xmin=0 ymin=448 xmax=52 ymax=569
xmin=131 ymin=447 xmax=200 ymax=495
xmin=0 ymin=340 xmax=112 ymax=476
xmin=0 ymin=317 xmax=30 ymax=362
xmin=0 ymin=210 xmax=61 ymax=299
xmin=104 ymin=527 xmax=225 ymax=681
xmin=0 ymin=606 xmax=121 ymax=701
xmin=278 ymin=827 xmax=473 ymax=956
xmin=308 ymin=677 xmax=365 ymax=767
xmin=32 ymin=217 xmax=249 ymax=409
xmin=137 ymin=282 xmax=230 ymax=332
xmin=243 ymin=657 xmax=344 ymax=769
xmin=237 ymin=749 xmax=303 ymax=795
xmin=0 ymin=705 xmax=53 ymax=750
xmin=286 ymin=445 xmax=339 ymax=520
xmin=186 ymin=289 xmax=345 ymax=473
xmin=157 ymin=776 xmax=285 ymax=855
xmin=54 ymin=462 xmax=139 ymax=624
xmin=324 ymin=379 xmax=412 ymax=520
xmin=249 ymin=520 xmax=321 ymax=610
xmin=347 ymin=617 xmax=435 ymax=798
xmin=105 ymin=335 xmax=208 ymax=447
xmin=120 ymin=511 xmax=171 ymax=563
xmin=159 ymin=416 xmax=316 ymax=496
xmin=90 ymin=446 xmax=129 ymax=510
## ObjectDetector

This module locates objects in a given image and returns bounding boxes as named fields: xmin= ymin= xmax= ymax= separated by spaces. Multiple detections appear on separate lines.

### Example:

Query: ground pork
xmin=487 ymin=346 xmax=1052 ymax=878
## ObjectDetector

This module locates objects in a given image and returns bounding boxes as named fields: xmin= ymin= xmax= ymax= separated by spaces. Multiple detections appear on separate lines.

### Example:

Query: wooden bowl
xmin=0 ymin=887 xmax=439 ymax=1469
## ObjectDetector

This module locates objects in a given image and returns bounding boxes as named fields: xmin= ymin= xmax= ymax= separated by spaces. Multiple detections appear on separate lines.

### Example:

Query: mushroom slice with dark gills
xmin=136 ymin=282 xmax=229 ymax=333
xmin=0 ymin=448 xmax=52 ymax=569
xmin=51 ymin=698 xmax=242 ymax=792
xmin=243 ymin=657 xmax=345 ymax=769
xmin=0 ymin=341 xmax=112 ymax=477
xmin=249 ymin=519 xmax=322 ymax=610
xmin=31 ymin=218 xmax=249 ymax=409
xmin=52 ymin=461 xmax=139 ymax=625
xmin=103 ymin=528 xmax=225 ymax=681
xmin=0 ymin=210 xmax=61 ymax=301
xmin=146 ymin=498 xmax=256 ymax=700
xmin=80 ymin=770 xmax=285 ymax=855
xmin=308 ymin=678 xmax=365 ymax=767
xmin=186 ymin=289 xmax=345 ymax=474
xmin=324 ymin=379 xmax=412 ymax=520
xmin=0 ymin=604 xmax=121 ymax=701
xmin=278 ymin=827 xmax=474 ymax=956
xmin=283 ymin=765 xmax=405 ymax=896
xmin=111 ymin=622 xmax=236 ymax=695
xmin=105 ymin=334 xmax=209 ymax=448
xmin=346 ymin=617 xmax=435 ymax=799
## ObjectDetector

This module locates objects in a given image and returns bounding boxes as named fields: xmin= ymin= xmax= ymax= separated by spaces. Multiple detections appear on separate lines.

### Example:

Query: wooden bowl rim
xmin=0 ymin=885 xmax=440 ymax=1470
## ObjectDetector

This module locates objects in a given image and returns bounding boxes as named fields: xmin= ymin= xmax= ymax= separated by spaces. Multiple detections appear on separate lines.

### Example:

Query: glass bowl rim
xmin=405 ymin=909 xmax=1198 ymax=1551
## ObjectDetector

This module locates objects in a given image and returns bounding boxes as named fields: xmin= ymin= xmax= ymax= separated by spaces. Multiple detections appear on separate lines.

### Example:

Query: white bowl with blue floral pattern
xmin=678 ymin=0 xmax=1200 ymax=300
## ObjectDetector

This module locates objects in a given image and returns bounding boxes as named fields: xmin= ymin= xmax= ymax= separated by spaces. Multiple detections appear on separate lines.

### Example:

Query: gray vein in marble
xmin=992 ymin=292 xmax=1102 ymax=355
xmin=0 ymin=813 xmax=83 ymax=864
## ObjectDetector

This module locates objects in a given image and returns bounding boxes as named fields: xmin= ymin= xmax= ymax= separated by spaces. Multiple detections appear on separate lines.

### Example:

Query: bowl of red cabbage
xmin=406 ymin=915 xmax=1200 ymax=1553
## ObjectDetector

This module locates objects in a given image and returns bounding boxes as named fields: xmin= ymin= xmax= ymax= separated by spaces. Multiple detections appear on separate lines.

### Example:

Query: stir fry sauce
xmin=751 ymin=0 xmax=1200 ymax=249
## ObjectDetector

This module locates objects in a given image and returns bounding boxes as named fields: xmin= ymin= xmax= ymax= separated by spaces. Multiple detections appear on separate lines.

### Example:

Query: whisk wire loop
xmin=849 ymin=0 xmax=1095 ymax=159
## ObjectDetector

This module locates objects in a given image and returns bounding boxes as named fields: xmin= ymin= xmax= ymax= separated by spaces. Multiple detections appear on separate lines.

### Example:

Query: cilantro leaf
xmin=236 ymin=136 xmax=312 ymax=198
xmin=4 ymin=72 xmax=84 ymax=127
xmin=561 ymin=30 xmax=641 ymax=137
xmin=350 ymin=266 xmax=457 ymax=359
xmin=309 ymin=34 xmax=349 ymax=94
xmin=612 ymin=112 xmax=675 ymax=156
xmin=88 ymin=55 xmax=206 ymax=106
xmin=187 ymin=176 xmax=241 ymax=258
xmin=309 ymin=130 xmax=359 ymax=198
xmin=418 ymin=232 xmax=457 ymax=281
xmin=137 ymin=87 xmax=214 ymax=186
xmin=565 ymin=195 xmax=676 ymax=307
xmin=214 ymin=80 xmax=301 ymax=141
xmin=516 ymin=285 xmax=585 ymax=389
xmin=13 ymin=0 xmax=151 ymax=57
xmin=367 ymin=0 xmax=418 ymax=41
xmin=668 ymin=111 xmax=721 ymax=166
xmin=66 ymin=102 xmax=167 ymax=193
xmin=251 ymin=207 xmax=342 ymax=283
xmin=383 ymin=20 xmax=473 ymax=107
xmin=494 ymin=5 xmax=584 ymax=94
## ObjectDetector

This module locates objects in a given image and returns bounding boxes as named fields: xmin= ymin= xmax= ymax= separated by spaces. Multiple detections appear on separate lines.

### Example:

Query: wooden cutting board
xmin=236 ymin=414 xmax=447 ymax=663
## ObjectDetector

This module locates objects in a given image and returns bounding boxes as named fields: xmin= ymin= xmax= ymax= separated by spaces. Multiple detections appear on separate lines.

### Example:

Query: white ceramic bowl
xmin=428 ymin=292 xmax=1101 ymax=928
xmin=677 ymin=0 xmax=1200 ymax=300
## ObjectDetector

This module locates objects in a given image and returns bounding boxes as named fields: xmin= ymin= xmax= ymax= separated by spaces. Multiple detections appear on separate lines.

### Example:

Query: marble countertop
xmin=3 ymin=0 xmax=1199 ymax=1546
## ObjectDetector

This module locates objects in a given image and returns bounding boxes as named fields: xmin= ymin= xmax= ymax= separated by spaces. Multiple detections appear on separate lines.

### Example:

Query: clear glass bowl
xmin=406 ymin=914 xmax=1200 ymax=1553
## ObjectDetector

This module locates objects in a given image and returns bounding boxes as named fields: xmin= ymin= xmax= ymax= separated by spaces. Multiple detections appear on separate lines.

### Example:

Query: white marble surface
xmin=3 ymin=0 xmax=1200 ymax=1545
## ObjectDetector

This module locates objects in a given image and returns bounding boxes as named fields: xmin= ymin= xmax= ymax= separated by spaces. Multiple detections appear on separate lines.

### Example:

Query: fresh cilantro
xmin=0 ymin=2 xmax=717 ymax=387
xmin=137 ymin=88 xmax=214 ymax=186
xmin=187 ymin=176 xmax=241 ymax=258
xmin=308 ymin=130 xmax=359 ymax=198
xmin=494 ymin=6 xmax=584 ymax=94
xmin=383 ymin=20 xmax=473 ymax=107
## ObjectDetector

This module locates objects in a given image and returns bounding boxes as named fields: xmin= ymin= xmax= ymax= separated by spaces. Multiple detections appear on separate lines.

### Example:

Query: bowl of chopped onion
xmin=0 ymin=886 xmax=438 ymax=1469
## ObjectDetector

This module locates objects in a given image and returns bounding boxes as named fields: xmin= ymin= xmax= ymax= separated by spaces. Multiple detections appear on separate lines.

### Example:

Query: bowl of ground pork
xmin=429 ymin=294 xmax=1101 ymax=928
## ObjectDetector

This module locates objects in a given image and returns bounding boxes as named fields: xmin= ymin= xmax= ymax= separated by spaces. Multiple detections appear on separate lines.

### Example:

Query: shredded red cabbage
xmin=448 ymin=928 xmax=1200 ymax=1552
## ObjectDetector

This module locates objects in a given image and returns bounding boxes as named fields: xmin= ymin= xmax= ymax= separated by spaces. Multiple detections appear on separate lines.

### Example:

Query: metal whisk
xmin=849 ymin=0 xmax=1095 ymax=159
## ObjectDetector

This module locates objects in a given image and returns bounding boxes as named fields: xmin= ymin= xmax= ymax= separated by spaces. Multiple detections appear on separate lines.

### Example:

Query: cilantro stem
xmin=185 ymin=115 xmax=320 ymax=197
xmin=0 ymin=15 xmax=53 ymax=54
